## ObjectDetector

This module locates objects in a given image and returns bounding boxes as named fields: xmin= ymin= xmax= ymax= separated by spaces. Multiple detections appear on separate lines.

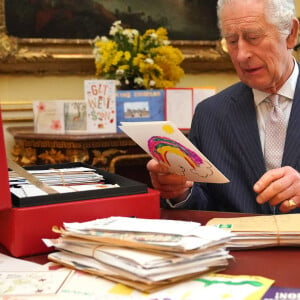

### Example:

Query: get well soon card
xmin=119 ymin=121 xmax=229 ymax=183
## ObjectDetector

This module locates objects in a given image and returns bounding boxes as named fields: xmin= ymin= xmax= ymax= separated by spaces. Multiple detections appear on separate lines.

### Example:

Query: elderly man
xmin=147 ymin=0 xmax=300 ymax=214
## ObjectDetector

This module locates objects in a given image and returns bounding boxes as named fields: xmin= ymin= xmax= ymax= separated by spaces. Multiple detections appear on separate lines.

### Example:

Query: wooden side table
xmin=7 ymin=126 xmax=152 ymax=185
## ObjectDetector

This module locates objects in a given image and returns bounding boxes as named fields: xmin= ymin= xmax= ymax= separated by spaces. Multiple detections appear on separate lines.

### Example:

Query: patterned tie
xmin=264 ymin=94 xmax=287 ymax=170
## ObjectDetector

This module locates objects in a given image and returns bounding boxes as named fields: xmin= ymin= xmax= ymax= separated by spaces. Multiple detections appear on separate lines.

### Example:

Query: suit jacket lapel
xmin=227 ymin=71 xmax=300 ymax=173
xmin=228 ymin=86 xmax=266 ymax=180
xmin=282 ymin=74 xmax=300 ymax=167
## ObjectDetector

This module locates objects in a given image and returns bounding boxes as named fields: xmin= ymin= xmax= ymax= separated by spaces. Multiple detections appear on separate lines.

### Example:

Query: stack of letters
xmin=9 ymin=166 xmax=119 ymax=198
xmin=207 ymin=213 xmax=300 ymax=249
xmin=44 ymin=216 xmax=233 ymax=292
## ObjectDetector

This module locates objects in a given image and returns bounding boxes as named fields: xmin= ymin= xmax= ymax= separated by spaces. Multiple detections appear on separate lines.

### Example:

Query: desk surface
xmin=160 ymin=209 xmax=300 ymax=288
xmin=5 ymin=209 xmax=300 ymax=289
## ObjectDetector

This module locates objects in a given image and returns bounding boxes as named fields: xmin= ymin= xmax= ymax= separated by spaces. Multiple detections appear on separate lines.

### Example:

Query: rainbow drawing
xmin=147 ymin=136 xmax=203 ymax=169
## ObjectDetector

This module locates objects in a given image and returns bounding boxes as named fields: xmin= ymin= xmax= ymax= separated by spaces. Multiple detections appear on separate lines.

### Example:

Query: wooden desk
xmin=7 ymin=126 xmax=152 ymax=185
xmin=5 ymin=209 xmax=300 ymax=288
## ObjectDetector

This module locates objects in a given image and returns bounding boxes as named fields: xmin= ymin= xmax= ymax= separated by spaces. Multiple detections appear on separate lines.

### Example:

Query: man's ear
xmin=287 ymin=18 xmax=299 ymax=49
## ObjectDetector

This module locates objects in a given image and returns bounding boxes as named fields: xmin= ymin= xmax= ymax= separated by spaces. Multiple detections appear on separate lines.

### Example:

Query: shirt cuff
xmin=165 ymin=188 xmax=192 ymax=208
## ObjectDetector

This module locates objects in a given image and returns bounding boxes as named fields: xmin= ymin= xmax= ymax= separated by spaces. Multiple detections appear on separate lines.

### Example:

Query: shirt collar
xmin=253 ymin=60 xmax=299 ymax=107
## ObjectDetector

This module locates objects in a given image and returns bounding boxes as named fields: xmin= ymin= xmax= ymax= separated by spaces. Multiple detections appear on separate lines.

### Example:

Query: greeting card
xmin=84 ymin=80 xmax=116 ymax=133
xmin=120 ymin=121 xmax=229 ymax=183
xmin=64 ymin=101 xmax=87 ymax=134
xmin=33 ymin=101 xmax=65 ymax=134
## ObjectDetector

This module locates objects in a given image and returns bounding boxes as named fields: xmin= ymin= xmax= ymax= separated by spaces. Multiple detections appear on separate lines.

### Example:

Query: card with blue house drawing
xmin=119 ymin=121 xmax=229 ymax=183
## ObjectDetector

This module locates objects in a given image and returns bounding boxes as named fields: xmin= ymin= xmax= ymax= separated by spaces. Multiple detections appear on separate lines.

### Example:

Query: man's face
xmin=221 ymin=0 xmax=294 ymax=93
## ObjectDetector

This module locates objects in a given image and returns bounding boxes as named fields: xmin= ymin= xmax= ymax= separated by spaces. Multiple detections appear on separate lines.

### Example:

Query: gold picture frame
xmin=0 ymin=0 xmax=234 ymax=75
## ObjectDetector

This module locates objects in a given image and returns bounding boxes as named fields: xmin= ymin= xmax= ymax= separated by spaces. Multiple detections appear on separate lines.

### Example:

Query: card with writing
xmin=84 ymin=80 xmax=117 ymax=133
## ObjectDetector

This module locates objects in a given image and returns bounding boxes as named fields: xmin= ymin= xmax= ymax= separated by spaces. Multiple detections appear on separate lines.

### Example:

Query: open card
xmin=119 ymin=121 xmax=229 ymax=183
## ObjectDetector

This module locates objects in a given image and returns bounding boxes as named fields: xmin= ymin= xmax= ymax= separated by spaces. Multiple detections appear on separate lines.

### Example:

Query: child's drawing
xmin=119 ymin=121 xmax=229 ymax=183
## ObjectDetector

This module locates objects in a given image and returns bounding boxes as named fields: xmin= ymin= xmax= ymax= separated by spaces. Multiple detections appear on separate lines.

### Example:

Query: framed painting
xmin=0 ymin=0 xmax=234 ymax=74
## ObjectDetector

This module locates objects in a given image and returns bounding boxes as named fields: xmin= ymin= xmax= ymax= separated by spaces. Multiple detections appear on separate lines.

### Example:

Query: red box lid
xmin=0 ymin=110 xmax=13 ymax=210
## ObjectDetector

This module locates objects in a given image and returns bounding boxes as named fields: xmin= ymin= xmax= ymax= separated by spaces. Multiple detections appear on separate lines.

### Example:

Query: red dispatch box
xmin=0 ymin=111 xmax=160 ymax=257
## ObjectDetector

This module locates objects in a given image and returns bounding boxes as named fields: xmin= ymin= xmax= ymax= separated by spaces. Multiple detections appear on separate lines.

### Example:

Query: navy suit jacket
xmin=182 ymin=72 xmax=300 ymax=214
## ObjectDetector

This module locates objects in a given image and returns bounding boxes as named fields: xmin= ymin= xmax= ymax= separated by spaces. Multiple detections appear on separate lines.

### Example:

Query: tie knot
xmin=270 ymin=94 xmax=279 ymax=107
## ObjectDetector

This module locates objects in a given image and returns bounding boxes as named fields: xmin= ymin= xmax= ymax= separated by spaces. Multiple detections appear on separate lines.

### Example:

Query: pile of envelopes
xmin=207 ymin=213 xmax=300 ymax=249
xmin=44 ymin=216 xmax=233 ymax=292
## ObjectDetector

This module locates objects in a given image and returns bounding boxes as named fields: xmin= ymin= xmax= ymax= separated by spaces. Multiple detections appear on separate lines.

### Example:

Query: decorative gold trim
xmin=0 ymin=0 xmax=233 ymax=75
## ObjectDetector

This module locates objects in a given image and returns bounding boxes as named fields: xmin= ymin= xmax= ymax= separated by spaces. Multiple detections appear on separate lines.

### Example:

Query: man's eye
xmin=226 ymin=38 xmax=238 ymax=45
xmin=247 ymin=35 xmax=262 ymax=44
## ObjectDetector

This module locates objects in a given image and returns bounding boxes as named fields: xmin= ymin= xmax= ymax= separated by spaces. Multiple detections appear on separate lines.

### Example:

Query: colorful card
xmin=84 ymin=80 xmax=117 ymax=133
xmin=59 ymin=270 xmax=273 ymax=300
xmin=262 ymin=286 xmax=300 ymax=299
xmin=116 ymin=89 xmax=165 ymax=132
xmin=0 ymin=270 xmax=72 ymax=296
xmin=119 ymin=121 xmax=229 ymax=183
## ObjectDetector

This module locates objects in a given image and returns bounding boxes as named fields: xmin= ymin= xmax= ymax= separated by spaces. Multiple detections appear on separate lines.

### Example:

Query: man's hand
xmin=147 ymin=159 xmax=193 ymax=202
xmin=254 ymin=166 xmax=300 ymax=212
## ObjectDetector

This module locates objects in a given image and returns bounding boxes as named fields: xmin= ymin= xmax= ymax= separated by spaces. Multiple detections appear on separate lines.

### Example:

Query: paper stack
xmin=44 ymin=216 xmax=233 ymax=293
xmin=9 ymin=166 xmax=119 ymax=199
xmin=206 ymin=213 xmax=300 ymax=249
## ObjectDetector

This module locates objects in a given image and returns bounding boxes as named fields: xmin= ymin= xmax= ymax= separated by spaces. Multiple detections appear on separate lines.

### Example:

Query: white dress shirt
xmin=253 ymin=61 xmax=298 ymax=154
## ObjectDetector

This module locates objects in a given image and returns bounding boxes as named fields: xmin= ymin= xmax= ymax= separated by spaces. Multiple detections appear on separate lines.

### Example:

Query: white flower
xmin=116 ymin=69 xmax=125 ymax=75
xmin=113 ymin=20 xmax=122 ymax=26
xmin=150 ymin=33 xmax=158 ymax=39
xmin=93 ymin=36 xmax=108 ymax=44
xmin=145 ymin=58 xmax=154 ymax=64
xmin=149 ymin=80 xmax=156 ymax=86
xmin=134 ymin=77 xmax=144 ymax=85
xmin=131 ymin=29 xmax=139 ymax=36
xmin=110 ymin=20 xmax=122 ymax=36
xmin=122 ymin=29 xmax=139 ymax=43
xmin=93 ymin=50 xmax=101 ymax=61
xmin=110 ymin=27 xmax=118 ymax=36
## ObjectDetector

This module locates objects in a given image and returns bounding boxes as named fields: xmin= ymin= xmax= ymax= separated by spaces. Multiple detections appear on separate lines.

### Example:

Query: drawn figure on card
xmin=148 ymin=136 xmax=213 ymax=179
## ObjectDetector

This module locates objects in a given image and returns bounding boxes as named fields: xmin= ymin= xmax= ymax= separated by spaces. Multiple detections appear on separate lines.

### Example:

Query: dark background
xmin=5 ymin=0 xmax=220 ymax=40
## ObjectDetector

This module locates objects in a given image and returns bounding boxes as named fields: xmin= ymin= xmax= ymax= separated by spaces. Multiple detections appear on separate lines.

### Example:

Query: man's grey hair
xmin=217 ymin=0 xmax=296 ymax=36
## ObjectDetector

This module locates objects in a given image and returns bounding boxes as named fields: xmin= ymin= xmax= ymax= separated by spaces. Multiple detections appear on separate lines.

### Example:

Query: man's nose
xmin=236 ymin=40 xmax=252 ymax=62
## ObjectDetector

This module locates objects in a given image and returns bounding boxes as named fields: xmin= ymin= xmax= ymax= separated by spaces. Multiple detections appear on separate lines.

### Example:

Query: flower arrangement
xmin=93 ymin=20 xmax=185 ymax=90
